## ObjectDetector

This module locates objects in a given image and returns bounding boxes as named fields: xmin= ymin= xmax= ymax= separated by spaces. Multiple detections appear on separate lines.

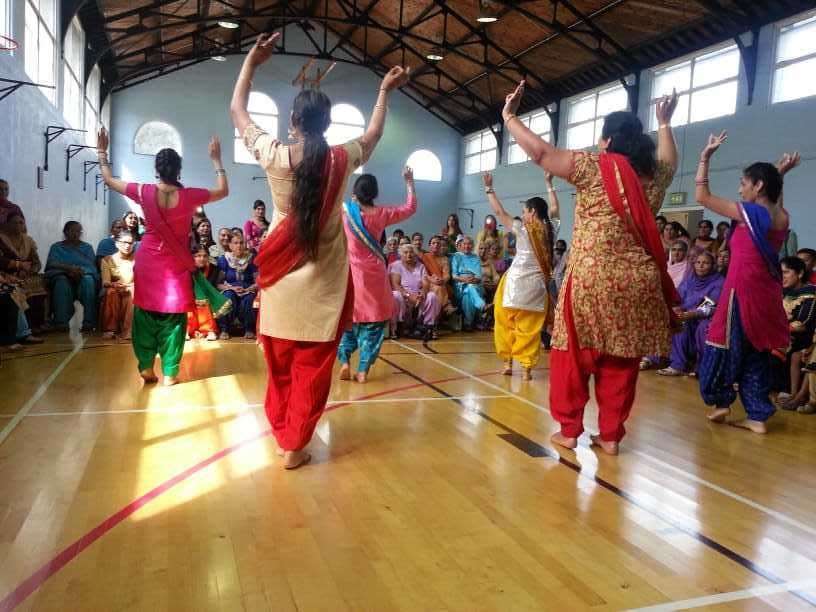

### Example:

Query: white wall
xmin=458 ymin=16 xmax=816 ymax=246
xmin=109 ymin=28 xmax=461 ymax=239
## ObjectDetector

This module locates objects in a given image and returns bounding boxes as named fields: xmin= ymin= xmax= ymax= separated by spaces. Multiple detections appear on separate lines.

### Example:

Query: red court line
xmin=0 ymin=363 xmax=529 ymax=610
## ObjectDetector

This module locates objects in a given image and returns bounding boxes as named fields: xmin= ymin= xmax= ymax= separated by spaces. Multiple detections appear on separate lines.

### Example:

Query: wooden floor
xmin=1 ymin=329 xmax=816 ymax=612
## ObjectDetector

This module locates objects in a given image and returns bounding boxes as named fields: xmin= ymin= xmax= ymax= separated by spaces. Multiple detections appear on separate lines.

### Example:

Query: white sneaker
xmin=206 ymin=331 xmax=217 ymax=341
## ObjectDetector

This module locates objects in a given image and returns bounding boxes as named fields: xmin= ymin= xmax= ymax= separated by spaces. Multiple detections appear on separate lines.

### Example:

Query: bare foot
xmin=283 ymin=450 xmax=312 ymax=470
xmin=162 ymin=376 xmax=179 ymax=387
xmin=550 ymin=431 xmax=577 ymax=450
xmin=590 ymin=434 xmax=619 ymax=456
xmin=355 ymin=371 xmax=368 ymax=384
xmin=706 ymin=407 xmax=730 ymax=423
xmin=140 ymin=369 xmax=159 ymax=384
xmin=502 ymin=360 xmax=512 ymax=376
xmin=339 ymin=363 xmax=351 ymax=380
xmin=522 ymin=367 xmax=532 ymax=381
xmin=731 ymin=419 xmax=767 ymax=434
xmin=276 ymin=447 xmax=285 ymax=457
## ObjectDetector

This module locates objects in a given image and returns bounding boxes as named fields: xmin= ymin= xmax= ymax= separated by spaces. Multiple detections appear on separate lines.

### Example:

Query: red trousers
xmin=549 ymin=279 xmax=640 ymax=442
xmin=187 ymin=304 xmax=218 ymax=335
xmin=260 ymin=283 xmax=353 ymax=451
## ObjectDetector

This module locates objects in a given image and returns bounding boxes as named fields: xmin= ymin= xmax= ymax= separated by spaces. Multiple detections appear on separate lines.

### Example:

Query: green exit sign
xmin=668 ymin=191 xmax=687 ymax=206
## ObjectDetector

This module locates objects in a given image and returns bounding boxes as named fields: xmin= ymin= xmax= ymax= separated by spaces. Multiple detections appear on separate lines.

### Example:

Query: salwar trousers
xmin=50 ymin=274 xmax=97 ymax=328
xmin=187 ymin=303 xmax=219 ymax=335
xmin=337 ymin=321 xmax=388 ymax=373
xmin=549 ymin=279 xmax=640 ymax=442
xmin=493 ymin=275 xmax=547 ymax=368
xmin=100 ymin=288 xmax=134 ymax=337
xmin=456 ymin=284 xmax=486 ymax=326
xmin=261 ymin=283 xmax=353 ymax=451
xmin=132 ymin=307 xmax=187 ymax=377
xmin=392 ymin=291 xmax=441 ymax=328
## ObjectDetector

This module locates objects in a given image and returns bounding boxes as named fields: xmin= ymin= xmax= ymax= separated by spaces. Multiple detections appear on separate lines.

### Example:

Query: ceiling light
xmin=426 ymin=46 xmax=444 ymax=62
xmin=217 ymin=18 xmax=239 ymax=29
xmin=476 ymin=1 xmax=498 ymax=23
xmin=211 ymin=55 xmax=227 ymax=62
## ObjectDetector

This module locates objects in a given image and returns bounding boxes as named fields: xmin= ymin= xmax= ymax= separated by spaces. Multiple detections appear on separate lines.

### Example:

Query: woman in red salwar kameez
xmin=503 ymin=81 xmax=681 ymax=455
xmin=230 ymin=32 xmax=409 ymax=469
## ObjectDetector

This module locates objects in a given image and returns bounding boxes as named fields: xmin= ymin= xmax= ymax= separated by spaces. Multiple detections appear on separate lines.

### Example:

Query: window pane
xmin=464 ymin=154 xmax=480 ymax=175
xmin=39 ymin=26 xmax=54 ymax=101
xmin=0 ymin=0 xmax=7 ymax=37
xmin=480 ymin=130 xmax=497 ymax=150
xmin=330 ymin=103 xmax=364 ymax=126
xmin=596 ymin=86 xmax=628 ymax=115
xmin=24 ymin=3 xmax=37 ymax=82
xmin=84 ymin=105 xmax=97 ymax=146
xmin=566 ymin=122 xmax=594 ymax=150
xmin=693 ymin=46 xmax=739 ymax=88
xmin=253 ymin=113 xmax=277 ymax=136
xmin=326 ymin=123 xmax=363 ymax=146
xmin=773 ymin=56 xmax=816 ymax=103
xmin=406 ymin=149 xmax=442 ymax=181
xmin=464 ymin=135 xmax=481 ymax=156
xmin=569 ymin=95 xmax=595 ymax=124
xmin=653 ymin=62 xmax=691 ymax=97
xmin=648 ymin=94 xmax=690 ymax=130
xmin=777 ymin=16 xmax=816 ymax=63
xmin=39 ymin=0 xmax=54 ymax=33
xmin=690 ymin=81 xmax=737 ymax=123
xmin=86 ymin=64 xmax=101 ymax=112
xmin=508 ymin=143 xmax=528 ymax=165
xmin=480 ymin=149 xmax=496 ymax=172
xmin=530 ymin=112 xmax=550 ymax=135
xmin=234 ymin=138 xmax=256 ymax=165
xmin=63 ymin=69 xmax=81 ymax=127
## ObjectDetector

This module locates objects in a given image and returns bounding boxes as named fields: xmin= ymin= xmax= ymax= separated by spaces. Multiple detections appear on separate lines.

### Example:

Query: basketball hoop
xmin=0 ymin=36 xmax=18 ymax=52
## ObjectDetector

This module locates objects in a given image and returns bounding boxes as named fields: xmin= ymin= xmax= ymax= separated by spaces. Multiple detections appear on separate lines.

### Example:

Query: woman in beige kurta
xmin=230 ymin=32 xmax=409 ymax=469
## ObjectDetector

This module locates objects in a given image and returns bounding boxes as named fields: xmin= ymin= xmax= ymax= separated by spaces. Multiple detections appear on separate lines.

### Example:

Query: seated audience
xmin=714 ymin=221 xmax=730 ymax=251
xmin=122 ymin=211 xmax=143 ymax=243
xmin=442 ymin=214 xmax=463 ymax=255
xmin=45 ymin=221 xmax=99 ymax=331
xmin=392 ymin=228 xmax=405 ymax=242
xmin=192 ymin=218 xmax=215 ymax=252
xmin=692 ymin=219 xmax=717 ymax=253
xmin=716 ymin=247 xmax=730 ymax=276
xmin=488 ymin=240 xmax=508 ymax=275
xmin=0 ymin=179 xmax=24 ymax=228
xmin=479 ymin=240 xmax=500 ymax=305
xmin=188 ymin=246 xmax=228 ymax=341
xmin=673 ymin=221 xmax=691 ymax=244
xmin=504 ymin=225 xmax=517 ymax=260
xmin=476 ymin=214 xmax=503 ymax=254
xmin=667 ymin=240 xmax=691 ymax=288
xmin=421 ymin=235 xmax=455 ymax=326
xmin=389 ymin=244 xmax=440 ymax=339
xmin=244 ymin=200 xmax=269 ymax=252
xmin=657 ymin=250 xmax=724 ymax=376
xmin=210 ymin=227 xmax=231 ymax=263
xmin=99 ymin=231 xmax=136 ymax=340
xmin=0 ymin=211 xmax=46 ymax=340
xmin=385 ymin=236 xmax=400 ymax=265
xmin=796 ymin=248 xmax=816 ymax=284
xmin=216 ymin=232 xmax=258 ymax=339
xmin=655 ymin=215 xmax=667 ymax=235
xmin=660 ymin=221 xmax=677 ymax=254
xmin=96 ymin=219 xmax=126 ymax=260
xmin=411 ymin=232 xmax=425 ymax=254
xmin=451 ymin=235 xmax=487 ymax=331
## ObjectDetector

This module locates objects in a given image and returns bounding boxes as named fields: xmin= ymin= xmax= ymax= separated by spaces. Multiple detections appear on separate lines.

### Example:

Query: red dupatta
xmin=598 ymin=152 xmax=680 ymax=326
xmin=255 ymin=145 xmax=349 ymax=288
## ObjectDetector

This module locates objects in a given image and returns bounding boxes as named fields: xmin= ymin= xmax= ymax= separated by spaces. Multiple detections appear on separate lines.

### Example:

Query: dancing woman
xmin=696 ymin=132 xmax=800 ymax=434
xmin=230 ymin=32 xmax=409 ymax=469
xmin=482 ymin=172 xmax=559 ymax=381
xmin=338 ymin=167 xmax=417 ymax=383
xmin=504 ymin=81 xmax=681 ymax=455
xmin=97 ymin=129 xmax=229 ymax=385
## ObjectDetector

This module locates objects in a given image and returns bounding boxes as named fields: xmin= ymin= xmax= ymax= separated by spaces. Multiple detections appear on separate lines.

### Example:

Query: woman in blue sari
xmin=45 ymin=221 xmax=100 ymax=331
xmin=451 ymin=235 xmax=487 ymax=330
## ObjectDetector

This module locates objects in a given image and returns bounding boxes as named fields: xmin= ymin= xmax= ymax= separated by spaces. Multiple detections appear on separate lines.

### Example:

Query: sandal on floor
xmin=657 ymin=367 xmax=683 ymax=376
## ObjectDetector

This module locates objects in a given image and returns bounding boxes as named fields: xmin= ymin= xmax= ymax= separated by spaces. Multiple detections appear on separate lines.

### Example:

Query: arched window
xmin=133 ymin=121 xmax=182 ymax=156
xmin=405 ymin=149 xmax=442 ymax=182
xmin=234 ymin=91 xmax=278 ymax=164
xmin=327 ymin=103 xmax=365 ymax=173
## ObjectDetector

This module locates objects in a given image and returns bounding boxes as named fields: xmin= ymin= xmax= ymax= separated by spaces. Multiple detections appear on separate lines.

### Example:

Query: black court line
xmin=422 ymin=341 xmax=438 ymax=354
xmin=0 ymin=343 xmax=117 ymax=362
xmin=378 ymin=355 xmax=816 ymax=608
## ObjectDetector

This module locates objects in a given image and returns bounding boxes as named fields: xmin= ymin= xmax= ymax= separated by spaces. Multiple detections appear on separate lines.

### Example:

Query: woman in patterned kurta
xmin=503 ymin=81 xmax=681 ymax=455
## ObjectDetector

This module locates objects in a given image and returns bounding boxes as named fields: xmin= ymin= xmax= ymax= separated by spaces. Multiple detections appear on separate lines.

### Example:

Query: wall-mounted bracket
xmin=83 ymin=160 xmax=100 ymax=191
xmin=0 ymin=77 xmax=54 ymax=102
xmin=44 ymin=125 xmax=85 ymax=171
xmin=66 ymin=145 xmax=97 ymax=182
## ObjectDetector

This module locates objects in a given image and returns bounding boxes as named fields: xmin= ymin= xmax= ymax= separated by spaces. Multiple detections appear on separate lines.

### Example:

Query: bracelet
xmin=374 ymin=103 xmax=387 ymax=110
xmin=695 ymin=179 xmax=709 ymax=185
xmin=504 ymin=114 xmax=518 ymax=124
xmin=215 ymin=169 xmax=226 ymax=175
xmin=658 ymin=124 xmax=670 ymax=129
xmin=698 ymin=158 xmax=709 ymax=164
xmin=99 ymin=162 xmax=111 ymax=168
xmin=485 ymin=187 xmax=495 ymax=194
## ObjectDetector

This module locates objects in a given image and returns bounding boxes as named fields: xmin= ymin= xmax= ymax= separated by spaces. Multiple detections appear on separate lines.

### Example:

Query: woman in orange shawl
xmin=503 ymin=81 xmax=680 ymax=455
xmin=420 ymin=235 xmax=454 ymax=330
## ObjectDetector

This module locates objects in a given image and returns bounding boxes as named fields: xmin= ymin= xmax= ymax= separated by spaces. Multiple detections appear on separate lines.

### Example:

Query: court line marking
xmin=0 ymin=395 xmax=511 ymax=418
xmin=390 ymin=340 xmax=816 ymax=540
xmin=0 ymin=336 xmax=85 ymax=447
xmin=628 ymin=578 xmax=816 ymax=611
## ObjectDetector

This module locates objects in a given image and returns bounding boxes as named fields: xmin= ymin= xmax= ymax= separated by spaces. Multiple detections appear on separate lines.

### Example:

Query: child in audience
xmin=187 ymin=246 xmax=229 ymax=341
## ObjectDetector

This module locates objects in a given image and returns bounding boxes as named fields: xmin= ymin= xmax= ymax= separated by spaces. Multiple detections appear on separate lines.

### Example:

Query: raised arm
xmin=206 ymin=136 xmax=229 ymax=202
xmin=383 ymin=166 xmax=418 ymax=225
xmin=359 ymin=66 xmax=411 ymax=164
xmin=96 ymin=128 xmax=127 ymax=196
xmin=230 ymin=32 xmax=279 ymax=138
xmin=776 ymin=152 xmax=801 ymax=210
xmin=544 ymin=172 xmax=560 ymax=220
xmin=502 ymin=81 xmax=574 ymax=179
xmin=482 ymin=172 xmax=513 ymax=229
xmin=695 ymin=131 xmax=741 ymax=221
xmin=655 ymin=90 xmax=679 ymax=173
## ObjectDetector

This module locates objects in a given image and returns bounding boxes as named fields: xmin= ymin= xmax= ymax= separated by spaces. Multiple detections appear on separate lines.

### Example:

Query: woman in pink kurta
xmin=96 ymin=128 xmax=229 ymax=385
xmin=337 ymin=168 xmax=417 ymax=383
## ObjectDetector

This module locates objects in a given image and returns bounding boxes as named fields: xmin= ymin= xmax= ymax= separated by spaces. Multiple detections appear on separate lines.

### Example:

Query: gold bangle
xmin=658 ymin=123 xmax=670 ymax=129
xmin=504 ymin=114 xmax=518 ymax=124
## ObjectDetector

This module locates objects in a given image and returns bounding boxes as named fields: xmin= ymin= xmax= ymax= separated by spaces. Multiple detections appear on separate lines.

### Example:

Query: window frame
xmin=771 ymin=10 xmax=816 ymax=105
xmin=506 ymin=109 xmax=552 ymax=165
xmin=463 ymin=128 xmax=497 ymax=175
xmin=84 ymin=64 xmax=101 ymax=146
xmin=234 ymin=91 xmax=279 ymax=165
xmin=24 ymin=0 xmax=57 ymax=104
xmin=565 ymin=82 xmax=629 ymax=150
xmin=62 ymin=17 xmax=84 ymax=128
xmin=405 ymin=149 xmax=442 ymax=182
xmin=647 ymin=42 xmax=741 ymax=130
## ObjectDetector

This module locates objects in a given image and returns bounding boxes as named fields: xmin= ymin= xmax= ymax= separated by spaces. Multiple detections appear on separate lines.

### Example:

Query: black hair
xmin=523 ymin=196 xmax=554 ymax=256
xmin=116 ymin=231 xmax=135 ymax=242
xmin=291 ymin=89 xmax=332 ymax=260
xmin=352 ymin=174 xmax=379 ymax=205
xmin=782 ymin=255 xmax=806 ymax=278
xmin=393 ymin=228 xmax=405 ymax=238
xmin=601 ymin=111 xmax=656 ymax=177
xmin=717 ymin=221 xmax=730 ymax=230
xmin=411 ymin=232 xmax=423 ymax=241
xmin=743 ymin=162 xmax=783 ymax=204
xmin=699 ymin=219 xmax=713 ymax=229
xmin=671 ymin=221 xmax=690 ymax=239
xmin=194 ymin=218 xmax=215 ymax=248
xmin=63 ymin=220 xmax=81 ymax=237
xmin=797 ymin=248 xmax=816 ymax=259
xmin=191 ymin=244 xmax=208 ymax=255
xmin=443 ymin=214 xmax=462 ymax=237
xmin=555 ymin=239 xmax=567 ymax=249
xmin=6 ymin=211 xmax=24 ymax=223
xmin=655 ymin=215 xmax=667 ymax=223
xmin=0 ymin=178 xmax=7 ymax=185
xmin=253 ymin=199 xmax=265 ymax=209
xmin=155 ymin=148 xmax=183 ymax=187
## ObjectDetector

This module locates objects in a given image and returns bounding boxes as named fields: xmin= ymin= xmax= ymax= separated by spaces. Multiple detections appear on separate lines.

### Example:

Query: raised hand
xmin=482 ymin=172 xmax=493 ymax=188
xmin=776 ymin=152 xmax=801 ymax=176
xmin=655 ymin=89 xmax=679 ymax=126
xmin=208 ymin=136 xmax=222 ymax=161
xmin=382 ymin=66 xmax=411 ymax=92
xmin=97 ymin=127 xmax=109 ymax=153
xmin=502 ymin=80 xmax=525 ymax=121
xmin=701 ymin=130 xmax=727 ymax=161
xmin=246 ymin=32 xmax=280 ymax=68
xmin=403 ymin=165 xmax=414 ymax=182
xmin=544 ymin=171 xmax=554 ymax=185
